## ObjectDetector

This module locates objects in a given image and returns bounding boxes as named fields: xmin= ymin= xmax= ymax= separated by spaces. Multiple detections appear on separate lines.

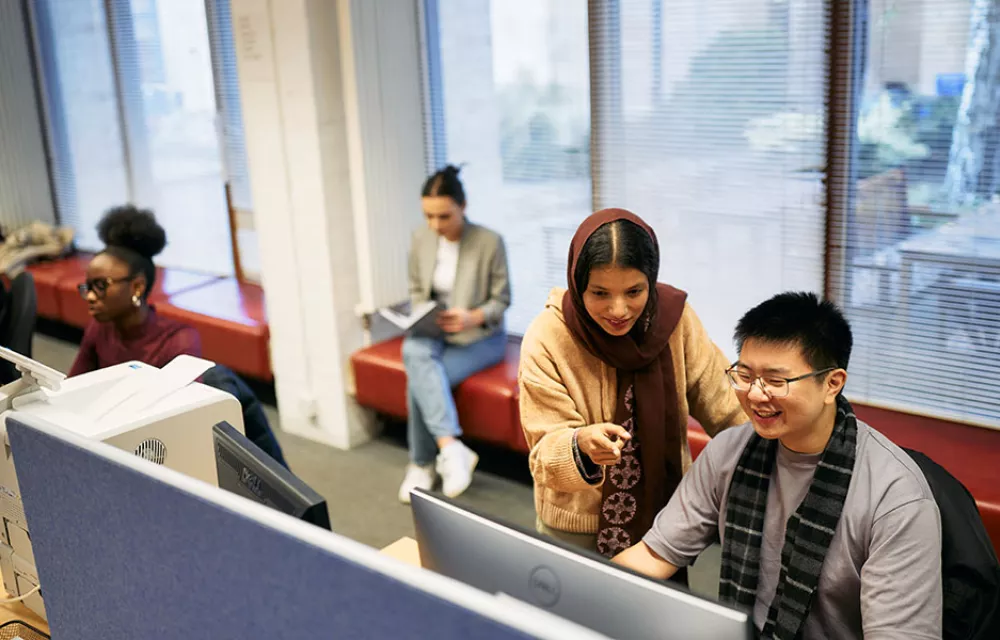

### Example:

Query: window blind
xmin=29 ymin=0 xmax=234 ymax=275
xmin=590 ymin=0 xmax=830 ymax=359
xmin=0 ymin=0 xmax=55 ymax=230
xmin=422 ymin=0 xmax=592 ymax=334
xmin=828 ymin=0 xmax=1000 ymax=428
xmin=206 ymin=0 xmax=259 ymax=280
xmin=108 ymin=0 xmax=233 ymax=274
xmin=206 ymin=0 xmax=253 ymax=214
xmin=29 ymin=0 xmax=130 ymax=251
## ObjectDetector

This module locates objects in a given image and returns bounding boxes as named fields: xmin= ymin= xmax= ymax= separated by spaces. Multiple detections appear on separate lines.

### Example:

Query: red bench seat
xmin=158 ymin=278 xmax=271 ymax=381
xmin=28 ymin=256 xmax=272 ymax=380
xmin=352 ymin=337 xmax=1000 ymax=553
xmin=351 ymin=336 xmax=527 ymax=452
xmin=26 ymin=254 xmax=92 ymax=321
xmin=852 ymin=405 xmax=1000 ymax=555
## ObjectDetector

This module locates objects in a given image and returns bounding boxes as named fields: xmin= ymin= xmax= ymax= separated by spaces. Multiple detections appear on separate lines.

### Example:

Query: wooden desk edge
xmin=0 ymin=596 xmax=49 ymax=634
xmin=379 ymin=536 xmax=422 ymax=567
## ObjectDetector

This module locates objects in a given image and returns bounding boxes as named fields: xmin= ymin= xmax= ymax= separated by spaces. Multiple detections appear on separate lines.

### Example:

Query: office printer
xmin=0 ymin=348 xmax=244 ymax=619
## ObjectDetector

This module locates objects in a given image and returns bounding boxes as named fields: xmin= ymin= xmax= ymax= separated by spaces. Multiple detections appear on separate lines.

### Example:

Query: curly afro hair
xmin=97 ymin=204 xmax=166 ymax=260
xmin=97 ymin=204 xmax=167 ymax=300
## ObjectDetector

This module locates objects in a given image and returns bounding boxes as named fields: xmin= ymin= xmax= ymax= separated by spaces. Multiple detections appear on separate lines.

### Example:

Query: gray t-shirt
xmin=643 ymin=421 xmax=942 ymax=639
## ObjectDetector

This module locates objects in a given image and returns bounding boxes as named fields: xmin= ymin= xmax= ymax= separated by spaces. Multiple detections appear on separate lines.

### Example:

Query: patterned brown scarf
xmin=561 ymin=209 xmax=688 ymax=559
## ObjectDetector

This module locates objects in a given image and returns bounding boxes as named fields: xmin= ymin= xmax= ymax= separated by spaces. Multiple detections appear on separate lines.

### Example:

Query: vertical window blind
xmin=589 ymin=0 xmax=830 ymax=358
xmin=107 ymin=0 xmax=233 ymax=274
xmin=30 ymin=0 xmax=130 ymax=251
xmin=0 ymin=0 xmax=56 ymax=230
xmin=423 ymin=0 xmax=592 ymax=334
xmin=206 ymin=0 xmax=259 ymax=279
xmin=423 ymin=0 xmax=830 ymax=350
xmin=828 ymin=0 xmax=1000 ymax=427
xmin=206 ymin=0 xmax=253 ymax=214
xmin=29 ymin=0 xmax=237 ymax=276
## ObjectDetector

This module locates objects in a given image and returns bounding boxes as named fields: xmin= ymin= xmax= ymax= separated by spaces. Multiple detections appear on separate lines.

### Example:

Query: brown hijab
xmin=562 ymin=208 xmax=688 ymax=557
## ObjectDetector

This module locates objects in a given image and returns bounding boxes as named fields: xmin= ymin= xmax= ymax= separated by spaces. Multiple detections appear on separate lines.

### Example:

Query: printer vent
xmin=134 ymin=438 xmax=167 ymax=466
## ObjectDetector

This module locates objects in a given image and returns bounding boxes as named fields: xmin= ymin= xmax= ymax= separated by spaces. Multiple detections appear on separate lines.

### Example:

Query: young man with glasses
xmin=614 ymin=292 xmax=942 ymax=639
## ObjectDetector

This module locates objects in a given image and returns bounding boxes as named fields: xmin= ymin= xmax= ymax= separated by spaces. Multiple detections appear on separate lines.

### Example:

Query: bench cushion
xmin=157 ymin=278 xmax=271 ymax=380
xmin=26 ymin=254 xmax=92 ymax=321
xmin=350 ymin=336 xmax=527 ymax=452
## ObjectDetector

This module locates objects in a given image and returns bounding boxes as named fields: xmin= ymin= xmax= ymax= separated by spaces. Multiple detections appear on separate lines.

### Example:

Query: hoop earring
xmin=132 ymin=294 xmax=141 ymax=308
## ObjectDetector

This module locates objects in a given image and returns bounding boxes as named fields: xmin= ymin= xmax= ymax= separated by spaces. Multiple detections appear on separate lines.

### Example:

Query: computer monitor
xmin=411 ymin=489 xmax=754 ymax=640
xmin=212 ymin=420 xmax=331 ymax=530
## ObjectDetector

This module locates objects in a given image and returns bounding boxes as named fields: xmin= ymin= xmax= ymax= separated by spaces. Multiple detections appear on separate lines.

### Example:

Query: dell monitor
xmin=411 ymin=488 xmax=754 ymax=640
xmin=213 ymin=420 xmax=331 ymax=530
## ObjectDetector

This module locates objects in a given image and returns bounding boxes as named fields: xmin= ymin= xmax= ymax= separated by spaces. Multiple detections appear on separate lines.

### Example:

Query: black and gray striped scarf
xmin=719 ymin=395 xmax=858 ymax=639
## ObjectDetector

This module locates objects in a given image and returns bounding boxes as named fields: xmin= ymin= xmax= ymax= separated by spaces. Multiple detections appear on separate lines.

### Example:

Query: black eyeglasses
xmin=725 ymin=364 xmax=837 ymax=398
xmin=77 ymin=276 xmax=134 ymax=299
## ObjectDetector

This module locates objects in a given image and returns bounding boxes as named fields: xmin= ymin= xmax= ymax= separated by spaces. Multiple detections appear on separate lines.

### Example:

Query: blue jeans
xmin=401 ymin=332 xmax=508 ymax=466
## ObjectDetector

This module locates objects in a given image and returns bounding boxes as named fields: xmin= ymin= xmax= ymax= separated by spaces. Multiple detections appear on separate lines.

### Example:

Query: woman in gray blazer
xmin=399 ymin=165 xmax=511 ymax=503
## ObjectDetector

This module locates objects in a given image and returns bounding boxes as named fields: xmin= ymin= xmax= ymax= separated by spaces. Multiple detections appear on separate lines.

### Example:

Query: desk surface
xmin=0 ymin=598 xmax=49 ymax=634
xmin=381 ymin=536 xmax=421 ymax=567
xmin=0 ymin=537 xmax=422 ymax=636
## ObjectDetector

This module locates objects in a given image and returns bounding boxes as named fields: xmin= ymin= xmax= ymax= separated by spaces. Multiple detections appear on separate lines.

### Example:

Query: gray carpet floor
xmin=30 ymin=330 xmax=721 ymax=598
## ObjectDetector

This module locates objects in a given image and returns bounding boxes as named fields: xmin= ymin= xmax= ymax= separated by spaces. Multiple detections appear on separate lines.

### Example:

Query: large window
xmin=831 ymin=0 xmax=1000 ymax=425
xmin=30 ymin=0 xmax=246 ymax=276
xmin=424 ymin=0 xmax=592 ymax=334
xmin=424 ymin=0 xmax=828 ymax=355
xmin=593 ymin=0 xmax=829 ymax=358
xmin=425 ymin=0 xmax=1000 ymax=428
xmin=31 ymin=0 xmax=131 ymax=249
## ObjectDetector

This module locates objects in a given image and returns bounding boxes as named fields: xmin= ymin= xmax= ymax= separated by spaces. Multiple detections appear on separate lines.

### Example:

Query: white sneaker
xmin=436 ymin=441 xmax=479 ymax=498
xmin=398 ymin=463 xmax=437 ymax=504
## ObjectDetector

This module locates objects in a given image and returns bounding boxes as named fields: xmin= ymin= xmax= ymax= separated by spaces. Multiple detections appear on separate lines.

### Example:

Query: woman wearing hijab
xmin=518 ymin=208 xmax=745 ymax=563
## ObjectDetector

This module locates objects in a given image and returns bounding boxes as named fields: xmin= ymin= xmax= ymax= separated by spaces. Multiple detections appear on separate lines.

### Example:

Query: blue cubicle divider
xmin=6 ymin=414 xmax=540 ymax=640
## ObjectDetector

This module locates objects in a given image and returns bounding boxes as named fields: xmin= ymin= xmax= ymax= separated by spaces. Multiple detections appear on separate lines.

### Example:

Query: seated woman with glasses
xmin=518 ymin=208 xmax=745 ymax=564
xmin=67 ymin=206 xmax=286 ymax=467
xmin=68 ymin=205 xmax=200 ymax=376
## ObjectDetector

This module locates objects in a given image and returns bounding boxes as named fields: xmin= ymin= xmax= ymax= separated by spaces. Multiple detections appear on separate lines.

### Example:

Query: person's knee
xmin=402 ymin=336 xmax=436 ymax=366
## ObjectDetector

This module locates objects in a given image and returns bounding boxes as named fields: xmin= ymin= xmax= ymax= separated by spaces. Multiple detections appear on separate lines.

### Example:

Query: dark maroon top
xmin=68 ymin=307 xmax=202 ymax=377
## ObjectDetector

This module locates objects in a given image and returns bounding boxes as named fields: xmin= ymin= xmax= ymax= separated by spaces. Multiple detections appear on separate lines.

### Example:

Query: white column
xmin=230 ymin=0 xmax=425 ymax=448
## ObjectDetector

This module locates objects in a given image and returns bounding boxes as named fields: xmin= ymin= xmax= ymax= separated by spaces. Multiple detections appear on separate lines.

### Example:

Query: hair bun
xmin=96 ymin=205 xmax=167 ymax=259
xmin=442 ymin=164 xmax=463 ymax=177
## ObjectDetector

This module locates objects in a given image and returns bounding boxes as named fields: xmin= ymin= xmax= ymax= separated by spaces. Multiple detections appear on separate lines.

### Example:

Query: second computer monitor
xmin=411 ymin=489 xmax=754 ymax=640
xmin=213 ymin=420 xmax=331 ymax=530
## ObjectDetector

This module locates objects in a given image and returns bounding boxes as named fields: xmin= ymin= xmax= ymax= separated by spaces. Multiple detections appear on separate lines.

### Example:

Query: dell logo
xmin=528 ymin=565 xmax=561 ymax=608
xmin=240 ymin=467 xmax=264 ymax=498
